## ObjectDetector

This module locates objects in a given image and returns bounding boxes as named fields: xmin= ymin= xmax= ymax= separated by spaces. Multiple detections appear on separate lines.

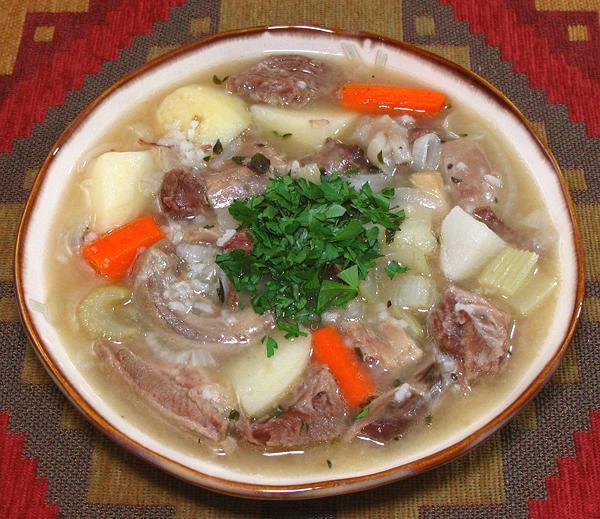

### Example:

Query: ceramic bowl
xmin=14 ymin=25 xmax=584 ymax=499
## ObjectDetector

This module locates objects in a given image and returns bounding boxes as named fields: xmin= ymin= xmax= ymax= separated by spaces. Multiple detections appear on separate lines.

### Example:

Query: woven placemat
xmin=1 ymin=1 xmax=598 ymax=517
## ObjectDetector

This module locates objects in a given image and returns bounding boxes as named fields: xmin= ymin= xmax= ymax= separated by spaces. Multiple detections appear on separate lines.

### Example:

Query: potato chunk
xmin=440 ymin=206 xmax=506 ymax=282
xmin=86 ymin=150 xmax=156 ymax=233
xmin=224 ymin=335 xmax=311 ymax=418
xmin=156 ymin=85 xmax=250 ymax=145
xmin=250 ymin=104 xmax=357 ymax=155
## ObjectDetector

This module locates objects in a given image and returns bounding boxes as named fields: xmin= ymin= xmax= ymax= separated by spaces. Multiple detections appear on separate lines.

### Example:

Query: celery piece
xmin=478 ymin=247 xmax=539 ymax=297
xmin=510 ymin=272 xmax=558 ymax=315
xmin=77 ymin=285 xmax=138 ymax=340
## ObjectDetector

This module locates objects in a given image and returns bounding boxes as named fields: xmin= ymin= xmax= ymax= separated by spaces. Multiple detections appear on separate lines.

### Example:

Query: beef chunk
xmin=441 ymin=139 xmax=501 ymax=212
xmin=473 ymin=206 xmax=539 ymax=252
xmin=243 ymin=366 xmax=349 ymax=447
xmin=227 ymin=54 xmax=338 ymax=108
xmin=95 ymin=341 xmax=232 ymax=442
xmin=222 ymin=229 xmax=253 ymax=253
xmin=346 ymin=383 xmax=430 ymax=442
xmin=429 ymin=286 xmax=512 ymax=383
xmin=160 ymin=169 xmax=209 ymax=218
xmin=204 ymin=166 xmax=268 ymax=209
xmin=338 ymin=318 xmax=422 ymax=386
xmin=300 ymin=138 xmax=372 ymax=175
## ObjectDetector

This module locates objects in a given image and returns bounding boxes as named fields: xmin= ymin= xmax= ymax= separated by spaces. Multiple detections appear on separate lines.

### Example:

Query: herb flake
xmin=385 ymin=260 xmax=408 ymax=280
xmin=262 ymin=335 xmax=278 ymax=357
xmin=354 ymin=405 xmax=370 ymax=420
xmin=212 ymin=74 xmax=229 ymax=85
xmin=215 ymin=174 xmax=405 ymax=337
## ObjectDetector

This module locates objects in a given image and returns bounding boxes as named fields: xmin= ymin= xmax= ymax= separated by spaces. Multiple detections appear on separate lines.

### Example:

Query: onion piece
xmin=411 ymin=133 xmax=441 ymax=171
xmin=348 ymin=173 xmax=388 ymax=193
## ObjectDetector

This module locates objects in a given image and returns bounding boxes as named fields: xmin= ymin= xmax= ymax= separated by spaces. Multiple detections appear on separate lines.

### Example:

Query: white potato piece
xmin=156 ymin=85 xmax=250 ymax=145
xmin=223 ymin=335 xmax=311 ymax=418
xmin=250 ymin=104 xmax=357 ymax=155
xmin=86 ymin=150 xmax=156 ymax=233
xmin=440 ymin=206 xmax=507 ymax=282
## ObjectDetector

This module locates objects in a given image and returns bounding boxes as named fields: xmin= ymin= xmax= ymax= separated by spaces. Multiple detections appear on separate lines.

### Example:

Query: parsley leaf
xmin=262 ymin=335 xmax=278 ymax=357
xmin=212 ymin=139 xmax=223 ymax=155
xmin=385 ymin=260 xmax=408 ymax=280
xmin=215 ymin=174 xmax=405 ymax=337
xmin=354 ymin=405 xmax=370 ymax=420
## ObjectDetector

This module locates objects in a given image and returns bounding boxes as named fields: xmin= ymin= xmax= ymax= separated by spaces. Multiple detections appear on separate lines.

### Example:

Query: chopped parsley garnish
xmin=212 ymin=139 xmax=223 ymax=155
xmin=326 ymin=459 xmax=333 ymax=468
xmin=231 ymin=155 xmax=246 ymax=165
xmin=354 ymin=405 xmax=370 ymax=420
xmin=377 ymin=150 xmax=384 ymax=164
xmin=385 ymin=260 xmax=408 ymax=280
xmin=450 ymin=176 xmax=462 ymax=184
xmin=425 ymin=414 xmax=433 ymax=426
xmin=262 ymin=335 xmax=278 ymax=358
xmin=228 ymin=409 xmax=240 ymax=421
xmin=215 ymin=174 xmax=405 ymax=340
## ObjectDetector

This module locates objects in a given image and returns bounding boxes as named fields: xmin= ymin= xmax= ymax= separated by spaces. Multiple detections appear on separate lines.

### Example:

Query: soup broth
xmin=44 ymin=54 xmax=559 ymax=479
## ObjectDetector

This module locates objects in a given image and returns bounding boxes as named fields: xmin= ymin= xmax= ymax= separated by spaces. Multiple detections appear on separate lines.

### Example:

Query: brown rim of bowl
xmin=14 ymin=24 xmax=585 ymax=499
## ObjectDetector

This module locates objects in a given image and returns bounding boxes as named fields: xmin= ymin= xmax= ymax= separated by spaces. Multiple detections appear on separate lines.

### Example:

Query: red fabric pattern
xmin=443 ymin=0 xmax=600 ymax=137
xmin=0 ymin=412 xmax=59 ymax=519
xmin=0 ymin=0 xmax=185 ymax=153
xmin=528 ymin=410 xmax=600 ymax=518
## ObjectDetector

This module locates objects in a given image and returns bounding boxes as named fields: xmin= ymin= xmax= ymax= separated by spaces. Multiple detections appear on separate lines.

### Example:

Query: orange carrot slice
xmin=81 ymin=215 xmax=164 ymax=280
xmin=312 ymin=326 xmax=375 ymax=408
xmin=341 ymin=83 xmax=447 ymax=114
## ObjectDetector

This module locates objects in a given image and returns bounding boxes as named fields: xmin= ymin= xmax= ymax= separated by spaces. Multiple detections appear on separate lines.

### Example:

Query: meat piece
xmin=473 ymin=206 xmax=540 ymax=252
xmin=222 ymin=229 xmax=253 ymax=253
xmin=347 ymin=383 xmax=430 ymax=442
xmin=133 ymin=243 xmax=273 ymax=353
xmin=441 ymin=139 xmax=501 ymax=212
xmin=201 ymin=134 xmax=287 ymax=209
xmin=338 ymin=318 xmax=423 ymax=386
xmin=204 ymin=166 xmax=268 ymax=208
xmin=429 ymin=286 xmax=512 ymax=383
xmin=243 ymin=366 xmax=349 ymax=447
xmin=160 ymin=169 xmax=209 ymax=218
xmin=227 ymin=54 xmax=338 ymax=108
xmin=95 ymin=341 xmax=232 ymax=442
xmin=300 ymin=138 xmax=372 ymax=175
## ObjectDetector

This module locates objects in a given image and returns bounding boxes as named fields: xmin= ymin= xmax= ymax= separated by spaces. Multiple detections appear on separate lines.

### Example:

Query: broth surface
xmin=44 ymin=55 xmax=559 ymax=479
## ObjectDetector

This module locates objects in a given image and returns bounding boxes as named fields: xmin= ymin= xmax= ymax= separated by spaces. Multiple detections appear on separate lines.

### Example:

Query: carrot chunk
xmin=341 ymin=83 xmax=447 ymax=114
xmin=311 ymin=326 xmax=375 ymax=408
xmin=81 ymin=215 xmax=164 ymax=280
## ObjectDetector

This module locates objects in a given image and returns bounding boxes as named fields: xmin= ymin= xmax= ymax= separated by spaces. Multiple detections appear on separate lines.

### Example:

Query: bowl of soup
xmin=15 ymin=25 xmax=583 ymax=498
